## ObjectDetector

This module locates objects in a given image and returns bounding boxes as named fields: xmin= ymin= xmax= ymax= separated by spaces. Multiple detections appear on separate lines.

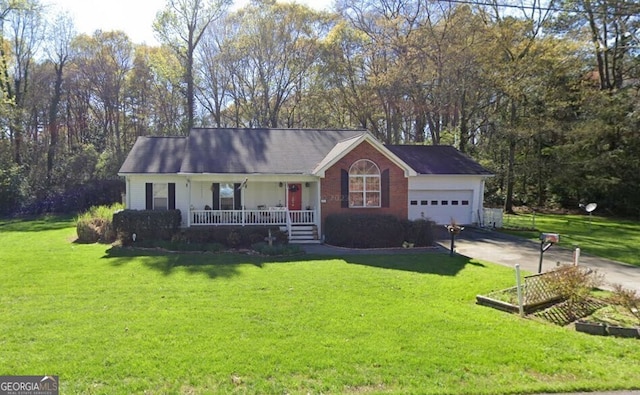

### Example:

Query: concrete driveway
xmin=441 ymin=227 xmax=640 ymax=292
xmin=302 ymin=227 xmax=640 ymax=292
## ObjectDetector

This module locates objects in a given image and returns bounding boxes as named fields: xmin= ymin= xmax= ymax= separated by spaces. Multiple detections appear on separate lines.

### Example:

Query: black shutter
xmin=340 ymin=169 xmax=349 ymax=208
xmin=168 ymin=183 xmax=176 ymax=210
xmin=212 ymin=183 xmax=220 ymax=210
xmin=145 ymin=183 xmax=153 ymax=210
xmin=234 ymin=183 xmax=242 ymax=210
xmin=381 ymin=169 xmax=390 ymax=208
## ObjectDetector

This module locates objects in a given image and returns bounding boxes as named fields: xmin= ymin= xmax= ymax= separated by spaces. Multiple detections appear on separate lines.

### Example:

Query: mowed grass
xmin=1 ymin=217 xmax=640 ymax=394
xmin=502 ymin=212 xmax=640 ymax=267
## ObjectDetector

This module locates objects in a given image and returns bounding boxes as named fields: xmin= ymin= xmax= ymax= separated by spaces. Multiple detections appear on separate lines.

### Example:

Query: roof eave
xmin=313 ymin=133 xmax=417 ymax=177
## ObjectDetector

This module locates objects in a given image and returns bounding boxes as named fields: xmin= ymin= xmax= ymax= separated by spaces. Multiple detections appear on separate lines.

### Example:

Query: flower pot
xmin=606 ymin=325 xmax=640 ymax=339
xmin=575 ymin=321 xmax=607 ymax=336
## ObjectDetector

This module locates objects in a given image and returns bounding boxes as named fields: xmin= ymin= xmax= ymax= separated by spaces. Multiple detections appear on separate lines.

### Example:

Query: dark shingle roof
xmin=118 ymin=136 xmax=187 ymax=173
xmin=386 ymin=145 xmax=492 ymax=175
xmin=119 ymin=130 xmax=492 ymax=176
xmin=119 ymin=128 xmax=367 ymax=174
xmin=180 ymin=128 xmax=365 ymax=174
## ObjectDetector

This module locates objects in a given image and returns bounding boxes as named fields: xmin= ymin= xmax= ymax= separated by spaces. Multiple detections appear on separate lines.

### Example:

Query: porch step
xmin=280 ymin=225 xmax=319 ymax=244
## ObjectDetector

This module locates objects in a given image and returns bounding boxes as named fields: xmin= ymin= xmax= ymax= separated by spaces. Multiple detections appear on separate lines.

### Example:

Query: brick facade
xmin=320 ymin=140 xmax=408 ymax=233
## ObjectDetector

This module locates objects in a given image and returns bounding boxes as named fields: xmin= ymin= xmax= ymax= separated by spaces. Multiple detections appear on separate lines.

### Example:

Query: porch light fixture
xmin=279 ymin=182 xmax=283 ymax=187
xmin=305 ymin=182 xmax=310 ymax=187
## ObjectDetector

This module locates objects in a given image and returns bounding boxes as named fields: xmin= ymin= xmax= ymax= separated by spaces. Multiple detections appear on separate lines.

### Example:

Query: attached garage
xmin=387 ymin=144 xmax=493 ymax=226
xmin=408 ymin=190 xmax=474 ymax=225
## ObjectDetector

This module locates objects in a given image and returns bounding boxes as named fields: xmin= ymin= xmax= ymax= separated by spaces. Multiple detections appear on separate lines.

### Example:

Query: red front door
xmin=288 ymin=183 xmax=302 ymax=210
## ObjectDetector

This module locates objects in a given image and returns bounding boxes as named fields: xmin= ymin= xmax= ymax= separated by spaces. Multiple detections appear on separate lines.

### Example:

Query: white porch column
xmin=285 ymin=182 xmax=289 ymax=208
xmin=125 ymin=177 xmax=131 ymax=208
xmin=187 ymin=178 xmax=191 ymax=227
xmin=316 ymin=179 xmax=322 ymax=240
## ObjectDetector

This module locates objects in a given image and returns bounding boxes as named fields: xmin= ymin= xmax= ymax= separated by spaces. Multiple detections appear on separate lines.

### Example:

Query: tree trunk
xmin=504 ymin=101 xmax=518 ymax=214
xmin=47 ymin=64 xmax=64 ymax=182
xmin=504 ymin=134 xmax=516 ymax=214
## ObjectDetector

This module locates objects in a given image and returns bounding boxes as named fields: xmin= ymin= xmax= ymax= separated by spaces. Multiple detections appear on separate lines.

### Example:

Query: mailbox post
xmin=446 ymin=224 xmax=464 ymax=257
xmin=538 ymin=233 xmax=559 ymax=273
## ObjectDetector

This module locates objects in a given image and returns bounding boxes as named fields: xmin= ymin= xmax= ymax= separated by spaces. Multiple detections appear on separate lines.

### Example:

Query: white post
xmin=532 ymin=210 xmax=536 ymax=229
xmin=515 ymin=264 xmax=524 ymax=317
xmin=316 ymin=180 xmax=322 ymax=238
xmin=187 ymin=179 xmax=191 ymax=227
xmin=574 ymin=247 xmax=581 ymax=266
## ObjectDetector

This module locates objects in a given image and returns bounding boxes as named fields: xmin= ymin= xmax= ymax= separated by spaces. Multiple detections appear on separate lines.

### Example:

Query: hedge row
xmin=113 ymin=209 xmax=182 ymax=244
xmin=172 ymin=226 xmax=288 ymax=248
xmin=325 ymin=214 xmax=435 ymax=248
xmin=113 ymin=209 xmax=288 ymax=248
xmin=113 ymin=210 xmax=433 ymax=250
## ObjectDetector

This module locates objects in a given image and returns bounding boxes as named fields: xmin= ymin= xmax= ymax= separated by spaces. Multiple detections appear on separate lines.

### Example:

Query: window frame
xmin=219 ymin=183 xmax=235 ymax=210
xmin=348 ymin=159 xmax=381 ymax=208
xmin=153 ymin=183 xmax=168 ymax=210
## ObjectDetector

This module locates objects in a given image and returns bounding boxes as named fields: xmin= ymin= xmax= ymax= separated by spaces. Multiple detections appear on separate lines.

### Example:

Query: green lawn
xmin=502 ymin=212 xmax=640 ymax=267
xmin=1 ymin=216 xmax=640 ymax=394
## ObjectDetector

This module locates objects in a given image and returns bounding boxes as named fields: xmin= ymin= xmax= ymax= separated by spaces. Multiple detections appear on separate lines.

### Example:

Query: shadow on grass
xmin=103 ymin=246 xmax=261 ymax=279
xmin=344 ymin=253 xmax=483 ymax=276
xmin=0 ymin=214 xmax=75 ymax=232
xmin=104 ymin=245 xmax=483 ymax=278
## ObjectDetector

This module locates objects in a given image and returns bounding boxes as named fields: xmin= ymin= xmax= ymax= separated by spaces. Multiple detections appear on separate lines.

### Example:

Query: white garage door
xmin=408 ymin=190 xmax=473 ymax=225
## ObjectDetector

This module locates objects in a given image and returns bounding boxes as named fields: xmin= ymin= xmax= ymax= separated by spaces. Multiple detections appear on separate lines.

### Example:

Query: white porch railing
xmin=190 ymin=209 xmax=315 ymax=226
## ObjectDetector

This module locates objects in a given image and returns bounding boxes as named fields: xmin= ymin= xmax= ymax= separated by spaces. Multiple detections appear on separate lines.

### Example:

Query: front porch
xmin=189 ymin=208 xmax=318 ymax=243
xmin=190 ymin=208 xmax=315 ymax=226
xmin=186 ymin=178 xmax=321 ymax=242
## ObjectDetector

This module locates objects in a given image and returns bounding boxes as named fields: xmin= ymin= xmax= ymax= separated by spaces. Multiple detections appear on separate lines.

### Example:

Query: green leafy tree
xmin=220 ymin=0 xmax=330 ymax=128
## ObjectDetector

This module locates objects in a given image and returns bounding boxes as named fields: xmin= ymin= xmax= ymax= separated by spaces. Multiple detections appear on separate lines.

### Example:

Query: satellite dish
xmin=585 ymin=203 xmax=597 ymax=213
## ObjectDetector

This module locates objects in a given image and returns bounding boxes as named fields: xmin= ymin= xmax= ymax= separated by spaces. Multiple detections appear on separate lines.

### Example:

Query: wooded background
xmin=0 ymin=0 xmax=638 ymax=217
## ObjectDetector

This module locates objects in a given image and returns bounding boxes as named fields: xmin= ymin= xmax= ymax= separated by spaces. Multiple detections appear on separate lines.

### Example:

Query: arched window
xmin=349 ymin=159 xmax=381 ymax=208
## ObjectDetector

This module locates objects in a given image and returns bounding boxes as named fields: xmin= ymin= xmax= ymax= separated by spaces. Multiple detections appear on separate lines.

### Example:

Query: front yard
xmin=501 ymin=211 xmax=640 ymax=267
xmin=1 ymin=216 xmax=640 ymax=394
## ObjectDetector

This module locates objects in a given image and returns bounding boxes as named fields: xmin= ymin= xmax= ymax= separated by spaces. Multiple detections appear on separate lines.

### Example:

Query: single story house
xmin=118 ymin=128 xmax=493 ymax=243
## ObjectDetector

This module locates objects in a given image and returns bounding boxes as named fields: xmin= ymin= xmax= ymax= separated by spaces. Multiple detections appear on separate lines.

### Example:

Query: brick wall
xmin=320 ymin=140 xmax=408 ymax=232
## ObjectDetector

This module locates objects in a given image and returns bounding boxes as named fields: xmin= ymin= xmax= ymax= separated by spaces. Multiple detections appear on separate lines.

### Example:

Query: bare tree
xmin=153 ymin=0 xmax=230 ymax=132
xmin=2 ymin=0 xmax=44 ymax=164
xmin=44 ymin=10 xmax=75 ymax=181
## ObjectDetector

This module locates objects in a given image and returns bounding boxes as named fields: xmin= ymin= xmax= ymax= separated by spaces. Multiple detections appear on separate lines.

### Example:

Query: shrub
xmin=401 ymin=219 xmax=435 ymax=247
xmin=174 ymin=226 xmax=287 ymax=248
xmin=0 ymin=164 xmax=24 ymax=216
xmin=325 ymin=214 xmax=435 ymax=248
xmin=75 ymin=203 xmax=124 ymax=243
xmin=227 ymin=231 xmax=241 ymax=248
xmin=132 ymin=239 xmax=225 ymax=253
xmin=610 ymin=284 xmax=640 ymax=324
xmin=113 ymin=209 xmax=181 ymax=244
xmin=543 ymin=265 xmax=604 ymax=320
xmin=251 ymin=242 xmax=303 ymax=256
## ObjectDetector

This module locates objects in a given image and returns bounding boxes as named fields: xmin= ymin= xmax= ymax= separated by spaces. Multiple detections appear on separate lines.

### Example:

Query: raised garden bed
xmin=574 ymin=321 xmax=640 ymax=338
xmin=476 ymin=289 xmax=562 ymax=315
xmin=607 ymin=325 xmax=640 ymax=338
xmin=575 ymin=321 xmax=607 ymax=336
